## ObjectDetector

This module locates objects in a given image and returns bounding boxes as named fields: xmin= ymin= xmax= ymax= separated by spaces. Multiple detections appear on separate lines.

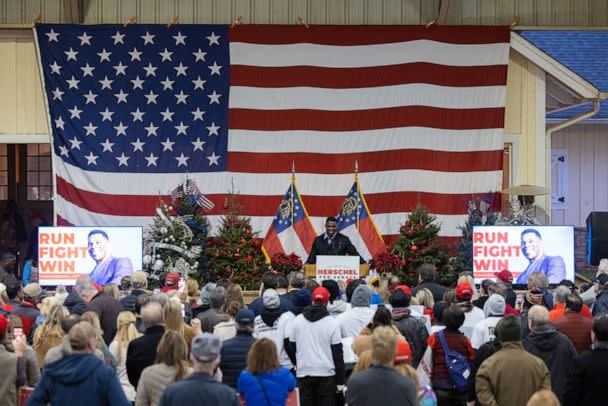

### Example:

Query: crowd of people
xmin=1 ymin=263 xmax=608 ymax=406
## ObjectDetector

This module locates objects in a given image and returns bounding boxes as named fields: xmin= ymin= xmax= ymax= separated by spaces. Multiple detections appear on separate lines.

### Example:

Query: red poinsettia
xmin=369 ymin=252 xmax=405 ymax=276
xmin=270 ymin=252 xmax=303 ymax=275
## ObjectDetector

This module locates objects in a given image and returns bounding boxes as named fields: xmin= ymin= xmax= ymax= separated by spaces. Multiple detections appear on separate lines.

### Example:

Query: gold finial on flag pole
xmin=231 ymin=16 xmax=243 ymax=28
xmin=32 ymin=13 xmax=42 ymax=27
xmin=166 ymin=16 xmax=179 ymax=28
xmin=296 ymin=16 xmax=309 ymax=29
xmin=123 ymin=16 xmax=136 ymax=27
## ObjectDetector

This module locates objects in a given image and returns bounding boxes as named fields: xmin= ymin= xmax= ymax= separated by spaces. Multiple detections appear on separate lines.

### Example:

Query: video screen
xmin=38 ymin=226 xmax=143 ymax=286
xmin=472 ymin=226 xmax=575 ymax=285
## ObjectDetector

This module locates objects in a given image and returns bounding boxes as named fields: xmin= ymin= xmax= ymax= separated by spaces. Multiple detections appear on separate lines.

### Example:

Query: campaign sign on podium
xmin=315 ymin=255 xmax=360 ymax=282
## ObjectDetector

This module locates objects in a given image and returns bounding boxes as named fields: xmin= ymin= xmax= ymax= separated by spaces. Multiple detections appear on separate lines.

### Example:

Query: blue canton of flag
xmin=36 ymin=24 xmax=229 ymax=173
xmin=336 ymin=182 xmax=367 ymax=231
xmin=272 ymin=185 xmax=306 ymax=234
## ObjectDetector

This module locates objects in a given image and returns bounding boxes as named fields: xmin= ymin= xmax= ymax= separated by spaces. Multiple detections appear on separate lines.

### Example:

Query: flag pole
xmin=355 ymin=161 xmax=362 ymax=256
xmin=291 ymin=161 xmax=296 ymax=255
xmin=355 ymin=161 xmax=359 ymax=230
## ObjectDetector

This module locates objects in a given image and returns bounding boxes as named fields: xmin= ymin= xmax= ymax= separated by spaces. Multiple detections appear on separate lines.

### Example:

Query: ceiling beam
xmin=63 ymin=0 xmax=83 ymax=24
xmin=437 ymin=0 xmax=452 ymax=25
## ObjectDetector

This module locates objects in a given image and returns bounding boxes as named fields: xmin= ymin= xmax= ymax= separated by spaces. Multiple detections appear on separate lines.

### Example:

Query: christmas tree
xmin=143 ymin=186 xmax=210 ymax=286
xmin=204 ymin=190 xmax=266 ymax=289
xmin=451 ymin=194 xmax=501 ymax=275
xmin=390 ymin=204 xmax=455 ymax=287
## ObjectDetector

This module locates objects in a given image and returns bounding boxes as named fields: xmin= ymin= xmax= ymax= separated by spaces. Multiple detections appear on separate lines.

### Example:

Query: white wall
xmin=552 ymin=124 xmax=608 ymax=227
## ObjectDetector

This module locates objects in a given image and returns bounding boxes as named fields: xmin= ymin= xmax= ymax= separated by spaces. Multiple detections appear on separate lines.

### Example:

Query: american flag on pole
xmin=35 ymin=24 xmax=509 ymax=243
xmin=261 ymin=177 xmax=317 ymax=263
xmin=336 ymin=179 xmax=387 ymax=262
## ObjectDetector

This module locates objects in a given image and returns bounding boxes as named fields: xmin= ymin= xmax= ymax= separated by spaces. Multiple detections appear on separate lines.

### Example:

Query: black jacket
xmin=119 ymin=289 xmax=147 ymax=313
xmin=563 ymin=342 xmax=608 ymax=406
xmin=87 ymin=292 xmax=124 ymax=345
xmin=523 ymin=326 xmax=577 ymax=403
xmin=391 ymin=308 xmax=429 ymax=367
xmin=126 ymin=325 xmax=165 ymax=388
xmin=412 ymin=281 xmax=447 ymax=303
xmin=219 ymin=332 xmax=256 ymax=388
xmin=346 ymin=364 xmax=417 ymax=406
xmin=160 ymin=373 xmax=239 ymax=406
xmin=306 ymin=233 xmax=362 ymax=264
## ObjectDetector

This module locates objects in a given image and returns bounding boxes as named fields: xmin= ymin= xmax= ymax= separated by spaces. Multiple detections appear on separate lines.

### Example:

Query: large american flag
xmin=35 ymin=24 xmax=509 ymax=244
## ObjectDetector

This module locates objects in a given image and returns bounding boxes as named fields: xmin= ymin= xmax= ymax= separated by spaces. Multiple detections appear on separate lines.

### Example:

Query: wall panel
xmin=1 ymin=0 xmax=606 ymax=25
xmin=552 ymin=125 xmax=608 ymax=227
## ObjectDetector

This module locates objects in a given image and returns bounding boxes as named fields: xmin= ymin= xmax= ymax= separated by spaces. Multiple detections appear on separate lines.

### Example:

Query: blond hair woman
xmin=33 ymin=304 xmax=68 ymax=364
xmin=136 ymin=330 xmax=190 ymax=406
xmin=81 ymin=311 xmax=118 ymax=369
xmin=163 ymin=300 xmax=196 ymax=348
xmin=109 ymin=311 xmax=141 ymax=402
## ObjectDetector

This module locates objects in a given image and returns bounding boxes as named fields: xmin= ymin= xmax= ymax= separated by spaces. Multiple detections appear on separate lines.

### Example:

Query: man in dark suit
xmin=306 ymin=217 xmax=362 ymax=264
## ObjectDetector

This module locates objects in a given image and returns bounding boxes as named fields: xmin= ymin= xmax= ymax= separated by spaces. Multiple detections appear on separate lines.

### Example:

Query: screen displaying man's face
xmin=325 ymin=221 xmax=337 ymax=237
xmin=88 ymin=233 xmax=109 ymax=262
xmin=521 ymin=232 xmax=543 ymax=261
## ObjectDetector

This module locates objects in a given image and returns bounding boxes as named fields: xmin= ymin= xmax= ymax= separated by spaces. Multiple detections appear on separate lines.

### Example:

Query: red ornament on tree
xmin=233 ymin=252 xmax=243 ymax=259
xmin=407 ymin=230 xmax=414 ymax=237
xmin=400 ymin=226 xmax=407 ymax=233
xmin=245 ymin=255 xmax=253 ymax=263
xmin=421 ymin=248 xmax=427 ymax=254
xmin=410 ymin=245 xmax=418 ymax=252
xmin=421 ymin=239 xmax=427 ymax=245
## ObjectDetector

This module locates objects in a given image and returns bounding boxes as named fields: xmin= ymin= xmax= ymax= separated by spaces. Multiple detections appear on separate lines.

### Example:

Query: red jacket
xmin=549 ymin=303 xmax=592 ymax=321
xmin=552 ymin=310 xmax=593 ymax=353
xmin=429 ymin=329 xmax=474 ymax=390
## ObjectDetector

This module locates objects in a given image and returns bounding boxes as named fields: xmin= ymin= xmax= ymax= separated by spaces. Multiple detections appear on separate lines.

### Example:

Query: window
xmin=551 ymin=149 xmax=568 ymax=209
xmin=26 ymin=144 xmax=52 ymax=200
xmin=0 ymin=144 xmax=7 ymax=200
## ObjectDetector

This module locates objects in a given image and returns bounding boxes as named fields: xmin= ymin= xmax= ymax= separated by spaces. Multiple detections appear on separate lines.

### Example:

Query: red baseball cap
xmin=455 ymin=282 xmax=474 ymax=301
xmin=494 ymin=270 xmax=513 ymax=283
xmin=312 ymin=287 xmax=330 ymax=305
xmin=394 ymin=285 xmax=412 ymax=296
xmin=393 ymin=339 xmax=412 ymax=365
xmin=165 ymin=272 xmax=180 ymax=286
xmin=0 ymin=314 xmax=7 ymax=336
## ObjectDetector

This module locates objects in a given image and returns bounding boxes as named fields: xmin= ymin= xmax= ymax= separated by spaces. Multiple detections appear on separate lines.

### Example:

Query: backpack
xmin=437 ymin=330 xmax=470 ymax=392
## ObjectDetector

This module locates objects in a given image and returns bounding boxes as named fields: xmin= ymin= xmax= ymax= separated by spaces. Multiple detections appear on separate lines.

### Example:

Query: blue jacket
xmin=26 ymin=353 xmax=129 ymax=406
xmin=237 ymin=368 xmax=296 ymax=406
xmin=220 ymin=332 xmax=256 ymax=388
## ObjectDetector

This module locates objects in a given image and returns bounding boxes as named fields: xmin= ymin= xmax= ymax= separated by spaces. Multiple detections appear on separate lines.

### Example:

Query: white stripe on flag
xmin=228 ymin=128 xmax=503 ymax=153
xmin=229 ymin=84 xmax=506 ymax=110
xmin=230 ymin=41 xmax=509 ymax=68
xmin=277 ymin=226 xmax=309 ymax=262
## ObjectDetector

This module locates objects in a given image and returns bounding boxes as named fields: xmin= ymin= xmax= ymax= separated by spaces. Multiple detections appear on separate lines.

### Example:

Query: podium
xmin=304 ymin=263 xmax=370 ymax=278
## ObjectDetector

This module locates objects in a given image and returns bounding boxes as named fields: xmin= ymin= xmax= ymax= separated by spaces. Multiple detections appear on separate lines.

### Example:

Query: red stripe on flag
xmin=57 ymin=177 xmax=499 ymax=218
xmin=358 ymin=218 xmax=387 ymax=258
xmin=229 ymin=25 xmax=510 ymax=45
xmin=231 ymin=64 xmax=508 ymax=88
xmin=227 ymin=149 xmax=503 ymax=174
xmin=230 ymin=106 xmax=505 ymax=131
xmin=261 ymin=226 xmax=285 ymax=258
